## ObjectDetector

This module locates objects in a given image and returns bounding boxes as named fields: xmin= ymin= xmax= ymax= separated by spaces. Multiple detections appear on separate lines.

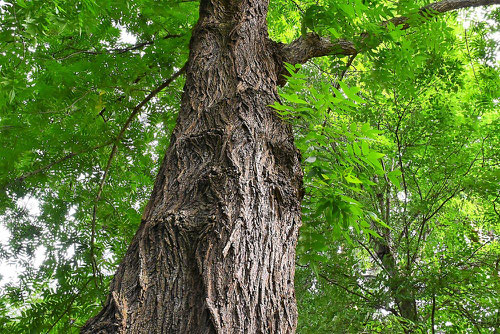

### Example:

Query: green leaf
xmin=353 ymin=142 xmax=361 ymax=156
xmin=8 ymin=90 xmax=15 ymax=103
xmin=344 ymin=174 xmax=363 ymax=184
xmin=16 ymin=0 xmax=27 ymax=8
xmin=361 ymin=140 xmax=369 ymax=156
xmin=281 ymin=93 xmax=307 ymax=104
xmin=387 ymin=169 xmax=402 ymax=190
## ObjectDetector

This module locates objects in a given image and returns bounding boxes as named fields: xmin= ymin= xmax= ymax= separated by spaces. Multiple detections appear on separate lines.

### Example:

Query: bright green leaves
xmin=269 ymin=1 xmax=500 ymax=333
xmin=301 ymin=5 xmax=326 ymax=36
xmin=279 ymin=92 xmax=307 ymax=105
xmin=15 ymin=0 xmax=27 ymax=8
xmin=364 ymin=150 xmax=385 ymax=172
xmin=387 ymin=169 xmax=402 ymax=190
xmin=0 ymin=0 xmax=191 ymax=331
xmin=275 ymin=62 xmax=390 ymax=261
xmin=338 ymin=80 xmax=366 ymax=104
xmin=344 ymin=173 xmax=362 ymax=184
xmin=273 ymin=62 xmax=368 ymax=117
xmin=300 ymin=0 xmax=375 ymax=40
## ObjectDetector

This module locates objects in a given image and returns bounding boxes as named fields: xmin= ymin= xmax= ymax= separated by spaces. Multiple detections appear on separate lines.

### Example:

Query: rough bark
xmin=82 ymin=0 xmax=302 ymax=333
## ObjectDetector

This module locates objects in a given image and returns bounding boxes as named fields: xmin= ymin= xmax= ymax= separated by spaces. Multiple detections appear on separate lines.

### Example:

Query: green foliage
xmin=0 ymin=0 xmax=499 ymax=332
xmin=273 ymin=62 xmax=394 ymax=253
xmin=287 ymin=6 xmax=500 ymax=331
xmin=0 ymin=0 xmax=195 ymax=331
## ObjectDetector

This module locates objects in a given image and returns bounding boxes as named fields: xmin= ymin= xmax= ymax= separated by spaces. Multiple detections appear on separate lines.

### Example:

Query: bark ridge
xmin=82 ymin=0 xmax=303 ymax=332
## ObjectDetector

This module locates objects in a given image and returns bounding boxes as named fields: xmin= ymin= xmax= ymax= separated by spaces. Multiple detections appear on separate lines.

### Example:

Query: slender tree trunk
xmin=375 ymin=242 xmax=418 ymax=328
xmin=82 ymin=0 xmax=303 ymax=332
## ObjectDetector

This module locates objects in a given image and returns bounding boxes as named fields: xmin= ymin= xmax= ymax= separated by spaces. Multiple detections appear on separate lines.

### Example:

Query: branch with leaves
xmin=278 ymin=0 xmax=500 ymax=65
xmin=53 ymin=34 xmax=184 ymax=61
xmin=89 ymin=64 xmax=187 ymax=283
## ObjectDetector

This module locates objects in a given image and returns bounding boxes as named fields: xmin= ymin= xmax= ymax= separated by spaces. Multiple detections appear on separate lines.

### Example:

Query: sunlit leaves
xmin=280 ymin=3 xmax=500 ymax=332
xmin=275 ymin=62 xmax=391 ymax=259
xmin=0 ymin=0 xmax=191 ymax=331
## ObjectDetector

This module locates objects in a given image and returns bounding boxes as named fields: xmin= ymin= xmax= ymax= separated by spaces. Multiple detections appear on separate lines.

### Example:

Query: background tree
xmin=289 ymin=6 xmax=500 ymax=332
xmin=0 ymin=0 xmax=498 ymax=332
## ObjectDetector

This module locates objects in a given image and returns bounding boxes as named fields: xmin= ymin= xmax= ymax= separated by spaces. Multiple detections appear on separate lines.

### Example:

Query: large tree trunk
xmin=82 ymin=0 xmax=303 ymax=332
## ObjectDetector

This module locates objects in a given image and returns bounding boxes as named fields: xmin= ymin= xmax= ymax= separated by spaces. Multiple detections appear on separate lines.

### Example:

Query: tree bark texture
xmin=82 ymin=0 xmax=303 ymax=333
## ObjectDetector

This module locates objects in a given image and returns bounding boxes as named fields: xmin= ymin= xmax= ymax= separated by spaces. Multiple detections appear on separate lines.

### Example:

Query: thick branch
xmin=280 ymin=0 xmax=500 ymax=65
xmin=281 ymin=34 xmax=357 ymax=66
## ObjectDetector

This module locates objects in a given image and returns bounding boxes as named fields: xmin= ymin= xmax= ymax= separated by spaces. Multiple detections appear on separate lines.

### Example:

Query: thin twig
xmin=411 ymin=187 xmax=464 ymax=264
xmin=431 ymin=294 xmax=436 ymax=334
xmin=318 ymin=272 xmax=371 ymax=302
xmin=88 ymin=64 xmax=187 ymax=284
xmin=45 ymin=278 xmax=92 ymax=334
xmin=464 ymin=28 xmax=482 ymax=94
xmin=55 ymin=34 xmax=183 ymax=61
xmin=333 ymin=54 xmax=357 ymax=90
xmin=320 ymin=54 xmax=357 ymax=129
xmin=3 ymin=141 xmax=114 ymax=190
xmin=357 ymin=239 xmax=391 ymax=276
xmin=288 ymin=0 xmax=304 ymax=13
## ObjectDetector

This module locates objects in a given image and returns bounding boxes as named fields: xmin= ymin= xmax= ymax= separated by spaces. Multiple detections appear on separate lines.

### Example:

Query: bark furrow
xmin=82 ymin=0 xmax=302 ymax=332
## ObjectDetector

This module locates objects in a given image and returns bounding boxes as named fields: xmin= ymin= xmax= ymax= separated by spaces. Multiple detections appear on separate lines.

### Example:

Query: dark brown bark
xmin=82 ymin=0 xmax=302 ymax=333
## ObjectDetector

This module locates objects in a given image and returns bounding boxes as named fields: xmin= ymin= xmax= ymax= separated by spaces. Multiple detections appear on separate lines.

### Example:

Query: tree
xmin=0 ymin=0 xmax=499 ymax=332
xmin=292 ymin=44 xmax=500 ymax=331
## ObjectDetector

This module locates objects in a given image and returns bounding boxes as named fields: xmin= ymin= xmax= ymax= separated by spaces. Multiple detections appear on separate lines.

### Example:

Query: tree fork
xmin=82 ymin=0 xmax=303 ymax=332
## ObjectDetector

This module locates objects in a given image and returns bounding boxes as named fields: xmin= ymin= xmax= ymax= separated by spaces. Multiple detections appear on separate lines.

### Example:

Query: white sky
xmin=0 ymin=196 xmax=42 ymax=285
xmin=118 ymin=25 xmax=138 ymax=44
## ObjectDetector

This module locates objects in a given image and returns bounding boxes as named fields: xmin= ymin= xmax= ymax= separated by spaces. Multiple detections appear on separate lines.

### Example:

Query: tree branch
xmin=279 ymin=0 xmax=500 ymax=65
xmin=431 ymin=294 xmax=436 ymax=334
xmin=281 ymin=34 xmax=357 ymax=66
xmin=411 ymin=186 xmax=464 ymax=264
xmin=318 ymin=273 xmax=371 ymax=302
xmin=318 ymin=272 xmax=400 ymax=316
xmin=2 ymin=141 xmax=114 ymax=191
xmin=45 ymin=278 xmax=93 ymax=334
xmin=54 ymin=34 xmax=183 ymax=61
xmin=5 ymin=64 xmax=186 ymax=194
xmin=88 ymin=64 xmax=186 ymax=283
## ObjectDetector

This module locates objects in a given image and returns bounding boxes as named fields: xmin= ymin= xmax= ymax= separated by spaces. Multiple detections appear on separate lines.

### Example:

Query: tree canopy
xmin=0 ymin=0 xmax=499 ymax=332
